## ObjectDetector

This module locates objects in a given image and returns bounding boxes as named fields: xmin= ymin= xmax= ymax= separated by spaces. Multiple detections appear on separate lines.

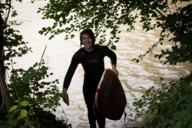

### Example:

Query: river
xmin=8 ymin=0 xmax=192 ymax=128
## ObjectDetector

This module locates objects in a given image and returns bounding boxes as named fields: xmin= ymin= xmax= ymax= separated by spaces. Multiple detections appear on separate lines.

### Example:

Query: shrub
xmin=130 ymin=74 xmax=192 ymax=128
xmin=0 ymin=61 xmax=71 ymax=128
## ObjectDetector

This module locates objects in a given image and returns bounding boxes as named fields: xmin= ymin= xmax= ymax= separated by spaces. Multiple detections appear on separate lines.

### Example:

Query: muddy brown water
xmin=9 ymin=0 xmax=192 ymax=127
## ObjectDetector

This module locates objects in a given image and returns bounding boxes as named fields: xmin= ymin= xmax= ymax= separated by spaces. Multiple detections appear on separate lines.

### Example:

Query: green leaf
xmin=9 ymin=105 xmax=18 ymax=112
xmin=70 ymin=34 xmax=75 ymax=38
xmin=111 ymin=45 xmax=116 ymax=50
xmin=14 ymin=100 xmax=20 ymax=103
xmin=20 ymin=109 xmax=28 ymax=119
xmin=20 ymin=101 xmax=29 ymax=107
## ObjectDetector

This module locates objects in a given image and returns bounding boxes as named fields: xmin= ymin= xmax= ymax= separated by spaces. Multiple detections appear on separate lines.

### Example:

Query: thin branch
xmin=148 ymin=3 xmax=166 ymax=18
xmin=174 ymin=3 xmax=178 ymax=12
xmin=38 ymin=45 xmax=47 ymax=69
xmin=33 ymin=45 xmax=47 ymax=99
xmin=166 ymin=0 xmax=172 ymax=14
xmin=5 ymin=0 xmax=12 ymax=23
xmin=0 ymin=84 xmax=4 ymax=110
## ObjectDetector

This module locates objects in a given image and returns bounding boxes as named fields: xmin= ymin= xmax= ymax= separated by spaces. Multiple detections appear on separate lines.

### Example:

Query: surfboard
xmin=95 ymin=69 xmax=126 ymax=120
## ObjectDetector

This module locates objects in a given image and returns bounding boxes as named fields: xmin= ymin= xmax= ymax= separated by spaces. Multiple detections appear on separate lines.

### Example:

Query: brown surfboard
xmin=95 ymin=69 xmax=127 ymax=120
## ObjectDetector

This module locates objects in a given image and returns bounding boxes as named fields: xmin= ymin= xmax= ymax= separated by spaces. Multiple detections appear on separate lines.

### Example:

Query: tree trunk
xmin=0 ymin=13 xmax=12 ymax=112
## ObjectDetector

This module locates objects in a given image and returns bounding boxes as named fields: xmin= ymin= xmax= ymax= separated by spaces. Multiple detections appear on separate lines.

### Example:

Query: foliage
xmin=0 ymin=0 xmax=32 ymax=62
xmin=1 ymin=0 xmax=32 ymax=112
xmin=9 ymin=61 xmax=61 ymax=111
xmin=38 ymin=0 xmax=192 ymax=63
xmin=37 ymin=0 xmax=138 ymax=49
xmin=154 ymin=4 xmax=192 ymax=65
xmin=130 ymin=75 xmax=192 ymax=128
xmin=0 ymin=61 xmax=71 ymax=128
xmin=7 ymin=100 xmax=34 ymax=128
xmin=1 ymin=0 xmax=71 ymax=127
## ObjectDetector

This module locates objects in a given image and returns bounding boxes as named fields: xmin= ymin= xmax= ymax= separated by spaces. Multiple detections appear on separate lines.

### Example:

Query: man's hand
xmin=63 ymin=88 xmax=70 ymax=106
xmin=112 ymin=65 xmax=118 ymax=77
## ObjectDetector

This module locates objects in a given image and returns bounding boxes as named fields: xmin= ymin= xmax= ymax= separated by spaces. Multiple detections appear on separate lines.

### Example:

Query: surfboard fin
xmin=124 ymin=111 xmax=127 ymax=122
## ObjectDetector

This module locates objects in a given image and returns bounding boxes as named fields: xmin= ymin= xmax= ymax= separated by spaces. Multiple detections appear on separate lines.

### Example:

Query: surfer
xmin=62 ymin=28 xmax=118 ymax=128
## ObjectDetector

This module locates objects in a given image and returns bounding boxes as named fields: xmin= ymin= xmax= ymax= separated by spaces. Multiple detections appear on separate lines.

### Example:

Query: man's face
xmin=82 ymin=34 xmax=93 ymax=50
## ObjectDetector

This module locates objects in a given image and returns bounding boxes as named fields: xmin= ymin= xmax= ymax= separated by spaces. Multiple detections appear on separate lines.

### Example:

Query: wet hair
xmin=80 ymin=28 xmax=95 ymax=47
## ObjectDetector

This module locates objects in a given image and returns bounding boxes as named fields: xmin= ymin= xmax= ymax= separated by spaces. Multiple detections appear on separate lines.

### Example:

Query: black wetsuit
xmin=63 ymin=45 xmax=117 ymax=128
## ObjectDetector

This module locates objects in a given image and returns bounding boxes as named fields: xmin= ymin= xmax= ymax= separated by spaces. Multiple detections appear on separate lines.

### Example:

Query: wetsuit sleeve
xmin=105 ymin=46 xmax=117 ymax=65
xmin=63 ymin=52 xmax=79 ymax=89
